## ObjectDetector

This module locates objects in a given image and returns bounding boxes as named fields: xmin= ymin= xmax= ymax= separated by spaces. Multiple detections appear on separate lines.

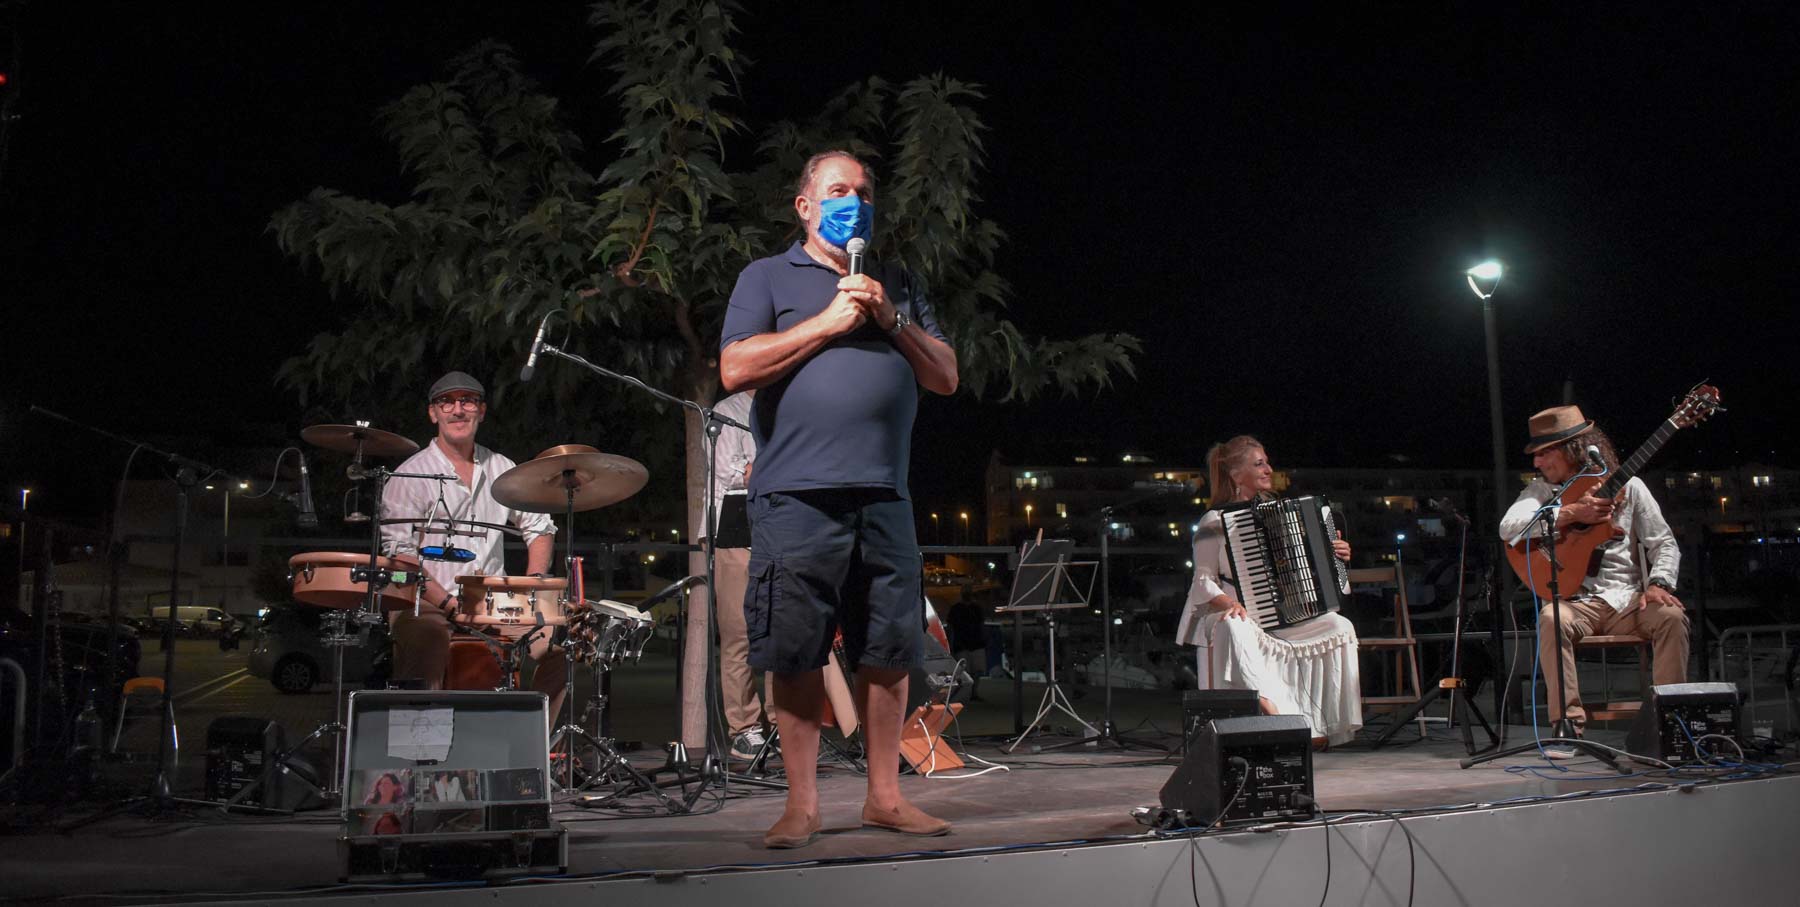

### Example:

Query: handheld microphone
xmin=846 ymin=237 xmax=866 ymax=276
xmin=296 ymin=453 xmax=318 ymax=528
xmin=519 ymin=311 xmax=554 ymax=382
xmin=1585 ymin=444 xmax=1605 ymax=470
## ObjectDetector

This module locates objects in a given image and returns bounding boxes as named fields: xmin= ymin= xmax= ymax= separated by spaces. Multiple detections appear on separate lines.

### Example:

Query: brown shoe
xmin=763 ymin=809 xmax=821 ymax=849
xmin=861 ymin=800 xmax=950 ymax=837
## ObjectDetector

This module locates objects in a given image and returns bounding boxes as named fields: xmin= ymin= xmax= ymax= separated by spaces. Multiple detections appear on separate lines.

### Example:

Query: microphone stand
xmin=1046 ymin=484 xmax=1182 ymax=753
xmin=529 ymin=341 xmax=784 ymax=807
xmin=28 ymin=408 xmax=294 ymax=823
xmin=1463 ymin=459 xmax=1623 ymax=770
xmin=1369 ymin=512 xmax=1499 ymax=753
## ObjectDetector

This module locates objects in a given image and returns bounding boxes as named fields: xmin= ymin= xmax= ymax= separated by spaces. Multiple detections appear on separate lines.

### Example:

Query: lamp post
xmin=1466 ymin=261 xmax=1508 ymax=536
xmin=1024 ymin=503 xmax=1034 ymax=529
xmin=930 ymin=512 xmax=939 ymax=544
xmin=959 ymin=511 xmax=969 ymax=546
xmin=17 ymin=487 xmax=29 ymax=583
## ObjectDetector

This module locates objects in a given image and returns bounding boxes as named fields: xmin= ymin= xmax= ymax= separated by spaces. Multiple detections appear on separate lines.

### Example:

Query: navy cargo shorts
xmin=744 ymin=488 xmax=924 ymax=675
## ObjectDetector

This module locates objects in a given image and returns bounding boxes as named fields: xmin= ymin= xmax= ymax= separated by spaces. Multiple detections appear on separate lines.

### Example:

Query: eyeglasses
xmin=432 ymin=396 xmax=484 ymax=411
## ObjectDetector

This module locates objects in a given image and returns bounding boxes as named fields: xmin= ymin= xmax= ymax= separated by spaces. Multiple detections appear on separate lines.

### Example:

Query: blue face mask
xmin=815 ymin=194 xmax=874 ymax=249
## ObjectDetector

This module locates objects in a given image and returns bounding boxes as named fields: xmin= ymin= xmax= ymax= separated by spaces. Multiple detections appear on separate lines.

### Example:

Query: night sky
xmin=4 ymin=2 xmax=1796 ymax=528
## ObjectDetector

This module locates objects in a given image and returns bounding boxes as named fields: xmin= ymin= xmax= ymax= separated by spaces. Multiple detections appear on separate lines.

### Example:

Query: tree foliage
xmin=271 ymin=1 xmax=1140 ymax=526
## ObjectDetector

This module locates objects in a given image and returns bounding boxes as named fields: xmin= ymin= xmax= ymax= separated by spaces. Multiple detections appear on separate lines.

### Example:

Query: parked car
xmin=143 ymin=605 xmax=238 ymax=639
xmin=246 ymin=604 xmax=387 ymax=693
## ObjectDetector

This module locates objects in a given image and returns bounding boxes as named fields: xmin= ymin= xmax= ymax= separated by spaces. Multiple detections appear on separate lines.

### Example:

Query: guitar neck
xmin=1601 ymin=418 xmax=1680 ymax=497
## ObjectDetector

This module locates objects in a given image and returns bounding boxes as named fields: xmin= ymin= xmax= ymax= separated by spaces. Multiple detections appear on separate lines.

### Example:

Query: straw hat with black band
xmin=1522 ymin=405 xmax=1595 ymax=454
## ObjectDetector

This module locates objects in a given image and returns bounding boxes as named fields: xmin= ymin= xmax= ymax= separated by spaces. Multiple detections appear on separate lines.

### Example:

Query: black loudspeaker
xmin=1160 ymin=715 xmax=1314 ymax=826
xmin=1180 ymin=690 xmax=1262 ymax=754
xmin=907 ymin=630 xmax=973 ymax=713
xmin=205 ymin=716 xmax=281 ymax=803
xmin=1626 ymin=682 xmax=1743 ymax=764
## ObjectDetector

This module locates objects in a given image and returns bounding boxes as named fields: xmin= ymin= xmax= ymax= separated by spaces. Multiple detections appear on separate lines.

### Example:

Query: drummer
xmin=380 ymin=371 xmax=566 ymax=715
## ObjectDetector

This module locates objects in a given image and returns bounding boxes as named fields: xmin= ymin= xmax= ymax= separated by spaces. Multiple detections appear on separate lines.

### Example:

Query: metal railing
xmin=1712 ymin=623 xmax=1800 ymax=740
xmin=0 ymin=657 xmax=25 ymax=784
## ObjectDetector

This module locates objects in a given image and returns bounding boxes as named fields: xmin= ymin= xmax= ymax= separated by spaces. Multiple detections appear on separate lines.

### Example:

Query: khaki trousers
xmin=712 ymin=546 xmax=767 ymax=736
xmin=1538 ymin=595 xmax=1689 ymax=729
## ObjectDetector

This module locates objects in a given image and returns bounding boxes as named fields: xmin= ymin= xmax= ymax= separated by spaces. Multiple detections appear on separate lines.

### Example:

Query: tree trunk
xmin=679 ymin=373 xmax=719 ymax=753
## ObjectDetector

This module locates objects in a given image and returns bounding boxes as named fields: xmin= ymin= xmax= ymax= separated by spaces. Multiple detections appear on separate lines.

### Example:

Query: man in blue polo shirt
xmin=720 ymin=150 xmax=959 ymax=848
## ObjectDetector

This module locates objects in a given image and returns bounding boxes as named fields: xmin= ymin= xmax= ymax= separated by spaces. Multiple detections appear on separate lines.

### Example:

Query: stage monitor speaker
xmin=906 ymin=630 xmax=973 ymax=714
xmin=205 ymin=716 xmax=281 ymax=804
xmin=1625 ymin=682 xmax=1742 ymax=764
xmin=1160 ymin=714 xmax=1314 ymax=826
xmin=1159 ymin=716 xmax=1317 ymax=827
xmin=1180 ymin=689 xmax=1262 ymax=754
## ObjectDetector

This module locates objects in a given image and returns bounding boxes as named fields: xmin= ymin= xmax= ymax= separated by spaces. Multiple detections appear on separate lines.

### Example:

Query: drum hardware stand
xmin=1464 ymin=458 xmax=1624 ymax=771
xmin=559 ymin=664 xmax=688 ymax=811
xmin=466 ymin=623 xmax=550 ymax=693
xmin=1003 ymin=539 xmax=1101 ymax=753
xmin=1371 ymin=507 xmax=1499 ymax=754
xmin=526 ymin=328 xmax=781 ymax=804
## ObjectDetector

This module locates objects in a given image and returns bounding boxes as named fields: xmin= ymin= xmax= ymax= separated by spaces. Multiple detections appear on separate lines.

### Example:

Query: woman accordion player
xmin=1176 ymin=435 xmax=1363 ymax=746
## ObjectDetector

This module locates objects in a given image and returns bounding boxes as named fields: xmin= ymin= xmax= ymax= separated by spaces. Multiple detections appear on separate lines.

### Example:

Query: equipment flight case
xmin=339 ymin=690 xmax=566 ymax=882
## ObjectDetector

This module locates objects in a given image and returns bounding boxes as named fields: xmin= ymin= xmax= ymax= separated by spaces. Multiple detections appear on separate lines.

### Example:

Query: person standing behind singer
xmin=706 ymin=389 xmax=772 ymax=760
xmin=720 ymin=150 xmax=958 ymax=849
xmin=1176 ymin=435 xmax=1363 ymax=747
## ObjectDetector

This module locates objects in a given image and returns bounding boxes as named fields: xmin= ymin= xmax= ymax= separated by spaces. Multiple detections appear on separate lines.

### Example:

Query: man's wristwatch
xmin=1648 ymin=578 xmax=1677 ymax=593
xmin=887 ymin=309 xmax=912 ymax=337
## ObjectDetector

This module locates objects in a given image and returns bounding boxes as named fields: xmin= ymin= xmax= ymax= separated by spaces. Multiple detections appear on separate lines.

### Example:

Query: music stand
xmin=1003 ymin=539 xmax=1100 ymax=753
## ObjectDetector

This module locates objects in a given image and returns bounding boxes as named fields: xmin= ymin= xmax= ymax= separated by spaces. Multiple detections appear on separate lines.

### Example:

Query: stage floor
xmin=7 ymin=722 xmax=1789 ymax=905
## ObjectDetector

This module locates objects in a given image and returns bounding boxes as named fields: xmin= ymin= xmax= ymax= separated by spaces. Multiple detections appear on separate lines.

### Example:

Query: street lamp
xmin=1465 ymin=260 xmax=1509 ymax=540
xmin=17 ymin=488 xmax=29 ymax=582
xmin=930 ymin=512 xmax=939 ymax=543
xmin=959 ymin=511 xmax=969 ymax=546
xmin=1024 ymin=503 xmax=1034 ymax=528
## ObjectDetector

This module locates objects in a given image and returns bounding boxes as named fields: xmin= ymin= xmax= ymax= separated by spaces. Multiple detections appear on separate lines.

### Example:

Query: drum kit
xmin=284 ymin=422 xmax=666 ymax=804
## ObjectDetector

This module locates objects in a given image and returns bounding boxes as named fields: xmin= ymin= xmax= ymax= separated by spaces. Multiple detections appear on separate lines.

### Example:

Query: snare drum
xmin=454 ymin=575 xmax=572 ymax=627
xmin=568 ymin=600 xmax=655 ymax=668
xmin=289 ymin=551 xmax=447 ymax=611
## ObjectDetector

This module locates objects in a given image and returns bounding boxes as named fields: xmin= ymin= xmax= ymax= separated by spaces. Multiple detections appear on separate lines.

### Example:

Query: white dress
xmin=1175 ymin=509 xmax=1363 ymax=745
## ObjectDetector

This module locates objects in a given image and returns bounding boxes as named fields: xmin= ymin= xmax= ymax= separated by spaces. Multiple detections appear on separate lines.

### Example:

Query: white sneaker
xmin=731 ymin=728 xmax=773 ymax=762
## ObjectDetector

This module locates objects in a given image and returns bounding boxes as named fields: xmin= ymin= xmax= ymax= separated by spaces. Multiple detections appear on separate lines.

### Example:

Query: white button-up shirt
xmin=1499 ymin=475 xmax=1679 ymax=614
xmin=705 ymin=391 xmax=756 ymax=538
xmin=380 ymin=438 xmax=557 ymax=598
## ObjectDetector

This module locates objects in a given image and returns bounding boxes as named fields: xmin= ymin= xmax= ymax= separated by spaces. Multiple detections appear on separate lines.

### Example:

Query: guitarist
xmin=1498 ymin=405 xmax=1689 ymax=744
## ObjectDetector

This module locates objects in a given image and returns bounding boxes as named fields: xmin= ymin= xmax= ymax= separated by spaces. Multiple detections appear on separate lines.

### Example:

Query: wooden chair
xmin=1573 ymin=633 xmax=1652 ymax=723
xmin=1350 ymin=564 xmax=1423 ymax=722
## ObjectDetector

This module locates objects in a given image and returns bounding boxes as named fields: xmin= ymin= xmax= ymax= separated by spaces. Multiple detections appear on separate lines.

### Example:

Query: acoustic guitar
xmin=1506 ymin=383 xmax=1722 ymax=598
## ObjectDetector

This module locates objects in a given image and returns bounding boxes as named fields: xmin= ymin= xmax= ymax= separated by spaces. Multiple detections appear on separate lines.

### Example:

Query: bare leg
xmin=765 ymin=669 xmax=825 ymax=847
xmin=856 ymin=665 xmax=949 ymax=836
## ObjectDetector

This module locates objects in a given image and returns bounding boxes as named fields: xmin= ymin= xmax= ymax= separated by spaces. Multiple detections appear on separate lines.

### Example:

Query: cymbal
xmin=301 ymin=424 xmax=420 ymax=458
xmin=492 ymin=444 xmax=648 ymax=514
xmin=377 ymin=517 xmax=522 ymax=538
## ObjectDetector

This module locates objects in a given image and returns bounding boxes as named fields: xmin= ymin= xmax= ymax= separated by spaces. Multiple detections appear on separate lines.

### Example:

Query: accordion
xmin=1218 ymin=495 xmax=1350 ymax=630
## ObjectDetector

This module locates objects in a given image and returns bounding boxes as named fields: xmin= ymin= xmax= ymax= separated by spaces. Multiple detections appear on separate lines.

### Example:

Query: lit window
xmin=1056 ymin=503 xmax=1068 ymax=519
xmin=1073 ymin=456 xmax=1091 ymax=464
xmin=1711 ymin=476 xmax=1723 ymax=490
xmin=1665 ymin=477 xmax=1677 ymax=489
xmin=1753 ymin=475 xmax=1773 ymax=488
